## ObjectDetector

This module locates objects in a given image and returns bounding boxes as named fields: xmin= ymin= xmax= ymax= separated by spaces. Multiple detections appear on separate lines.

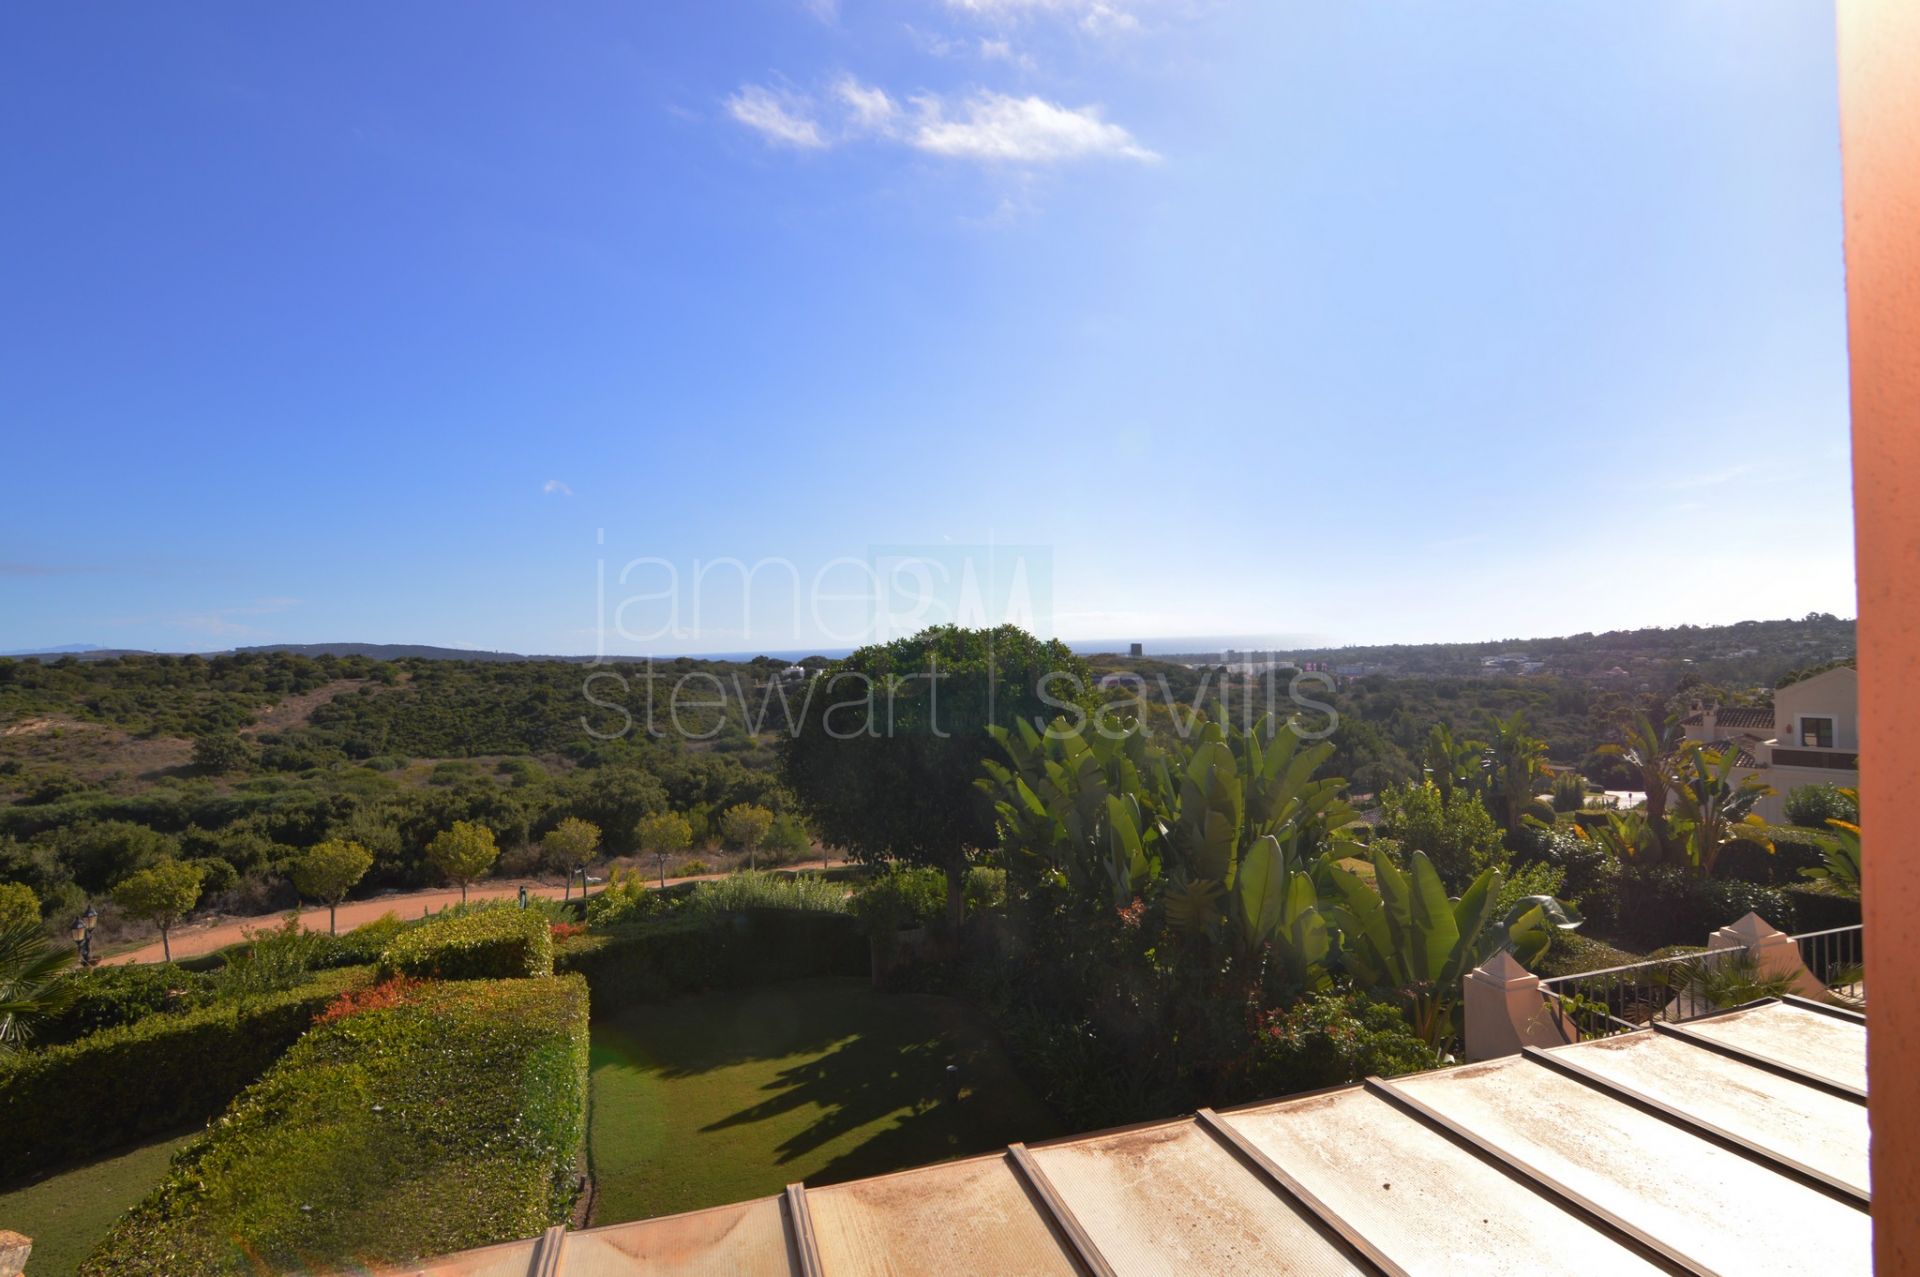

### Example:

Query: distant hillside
xmin=1151 ymin=614 xmax=1856 ymax=692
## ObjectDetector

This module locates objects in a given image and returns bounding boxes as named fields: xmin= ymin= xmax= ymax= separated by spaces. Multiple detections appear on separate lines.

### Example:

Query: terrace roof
xmin=388 ymin=998 xmax=1868 ymax=1277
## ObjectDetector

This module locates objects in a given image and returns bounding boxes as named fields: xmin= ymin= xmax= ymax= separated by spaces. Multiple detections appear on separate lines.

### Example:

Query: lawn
xmin=587 ymin=976 xmax=1057 ymax=1224
xmin=0 ymin=1131 xmax=194 ymax=1276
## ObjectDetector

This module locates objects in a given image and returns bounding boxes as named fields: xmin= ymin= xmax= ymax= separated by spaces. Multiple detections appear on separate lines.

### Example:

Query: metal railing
xmin=1796 ymin=925 xmax=1865 ymax=1006
xmin=1538 ymin=924 xmax=1864 ymax=1041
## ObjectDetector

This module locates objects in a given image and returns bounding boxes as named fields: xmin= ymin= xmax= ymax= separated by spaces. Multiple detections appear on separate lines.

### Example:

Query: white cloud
xmin=800 ymin=0 xmax=839 ymax=21
xmin=976 ymin=38 xmax=1037 ymax=70
xmin=833 ymin=76 xmax=898 ymax=131
xmin=911 ymin=92 xmax=1157 ymax=163
xmin=945 ymin=0 xmax=1142 ymax=33
xmin=726 ymin=85 xmax=827 ymax=149
xmin=542 ymin=479 xmax=574 ymax=496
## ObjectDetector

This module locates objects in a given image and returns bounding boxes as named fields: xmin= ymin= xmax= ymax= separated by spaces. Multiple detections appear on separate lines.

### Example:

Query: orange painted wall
xmin=1835 ymin=1 xmax=1920 ymax=1269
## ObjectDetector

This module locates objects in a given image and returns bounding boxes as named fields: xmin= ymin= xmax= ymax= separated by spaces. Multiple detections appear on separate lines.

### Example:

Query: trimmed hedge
xmin=82 ymin=975 xmax=590 ymax=1276
xmin=378 ymin=905 xmax=553 ymax=980
xmin=0 ymin=967 xmax=366 ymax=1187
xmin=556 ymin=908 xmax=865 ymax=1015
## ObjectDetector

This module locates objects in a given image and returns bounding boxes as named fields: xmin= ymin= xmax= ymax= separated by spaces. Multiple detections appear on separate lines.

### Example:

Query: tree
xmin=0 ymin=881 xmax=39 ymax=933
xmin=425 ymin=821 xmax=499 ymax=903
xmin=112 ymin=859 xmax=206 ymax=962
xmin=635 ymin=810 xmax=692 ymax=887
xmin=0 ymin=917 xmax=74 ymax=1053
xmin=783 ymin=624 xmax=1092 ymax=928
xmin=543 ymin=817 xmax=602 ymax=900
xmin=719 ymin=803 xmax=775 ymax=871
xmin=192 ymin=732 xmax=252 ymax=775
xmin=292 ymin=838 xmax=374 ymax=934
xmin=1596 ymin=712 xmax=1684 ymax=862
xmin=1378 ymin=782 xmax=1507 ymax=893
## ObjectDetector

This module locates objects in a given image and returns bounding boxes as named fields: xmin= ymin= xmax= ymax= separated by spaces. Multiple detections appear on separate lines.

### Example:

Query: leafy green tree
xmin=192 ymin=732 xmax=253 ymax=775
xmin=719 ymin=803 xmax=775 ymax=870
xmin=0 ymin=881 xmax=40 ymax=933
xmin=1378 ymin=782 xmax=1507 ymax=893
xmin=784 ymin=624 xmax=1092 ymax=928
xmin=424 ymin=820 xmax=499 ymax=903
xmin=292 ymin=838 xmax=374 ymax=933
xmin=112 ymin=859 xmax=206 ymax=962
xmin=542 ymin=816 xmax=602 ymax=899
xmin=635 ymin=810 xmax=692 ymax=886
xmin=0 ymin=917 xmax=75 ymax=1053
xmin=58 ymin=820 xmax=177 ymax=895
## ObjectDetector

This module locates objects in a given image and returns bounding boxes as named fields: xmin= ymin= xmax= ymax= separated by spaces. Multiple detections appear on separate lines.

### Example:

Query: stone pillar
xmin=0 ymin=1231 xmax=31 ymax=1277
xmin=1707 ymin=911 xmax=1826 ymax=1000
xmin=1463 ymin=951 xmax=1576 ymax=1061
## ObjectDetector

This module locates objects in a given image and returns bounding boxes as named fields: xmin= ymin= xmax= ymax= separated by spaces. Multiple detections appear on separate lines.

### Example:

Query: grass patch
xmin=588 ymin=976 xmax=1057 ymax=1224
xmin=0 ymin=1132 xmax=194 ymax=1277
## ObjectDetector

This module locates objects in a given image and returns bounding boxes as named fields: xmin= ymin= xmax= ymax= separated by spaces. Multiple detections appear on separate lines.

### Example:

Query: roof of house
xmin=392 ymin=999 xmax=1870 ymax=1277
xmin=1714 ymin=706 xmax=1777 ymax=731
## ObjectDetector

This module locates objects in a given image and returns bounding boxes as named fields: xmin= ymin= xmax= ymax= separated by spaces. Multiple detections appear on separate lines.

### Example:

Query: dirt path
xmin=99 ymin=872 xmax=728 ymax=966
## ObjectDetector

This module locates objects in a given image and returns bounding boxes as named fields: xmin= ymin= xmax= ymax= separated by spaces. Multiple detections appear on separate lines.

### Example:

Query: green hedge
xmin=82 ymin=975 xmax=590 ymax=1276
xmin=0 ymin=967 xmax=366 ymax=1187
xmin=556 ymin=908 xmax=865 ymax=1015
xmin=1783 ymin=882 xmax=1863 ymax=933
xmin=378 ymin=905 xmax=554 ymax=980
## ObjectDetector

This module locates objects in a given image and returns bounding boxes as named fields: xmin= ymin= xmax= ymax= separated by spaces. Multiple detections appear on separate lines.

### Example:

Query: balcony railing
xmin=1538 ymin=924 xmax=1863 ymax=1040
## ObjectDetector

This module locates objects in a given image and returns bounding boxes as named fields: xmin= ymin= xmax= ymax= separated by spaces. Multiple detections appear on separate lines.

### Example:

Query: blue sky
xmin=1 ymin=1 xmax=1854 ymax=656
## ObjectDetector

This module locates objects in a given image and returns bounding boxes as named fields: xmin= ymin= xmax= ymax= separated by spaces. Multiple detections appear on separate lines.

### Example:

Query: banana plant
xmin=1669 ymin=744 xmax=1779 ymax=877
xmin=982 ymin=711 xmax=1357 ymax=981
xmin=1802 ymin=817 xmax=1862 ymax=894
xmin=980 ymin=715 xmax=1171 ymax=906
xmin=1578 ymin=809 xmax=1666 ymax=867
xmin=1232 ymin=834 xmax=1333 ymax=989
xmin=1325 ymin=847 xmax=1573 ymax=1046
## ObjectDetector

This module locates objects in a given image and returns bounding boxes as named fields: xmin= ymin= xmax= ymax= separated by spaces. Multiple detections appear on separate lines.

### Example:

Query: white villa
xmin=1680 ymin=664 xmax=1859 ymax=821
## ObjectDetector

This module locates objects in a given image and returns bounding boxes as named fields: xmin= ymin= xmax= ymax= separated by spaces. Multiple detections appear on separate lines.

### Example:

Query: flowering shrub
xmin=549 ymin=921 xmax=587 ymax=943
xmin=315 ymin=974 xmax=418 ymax=1025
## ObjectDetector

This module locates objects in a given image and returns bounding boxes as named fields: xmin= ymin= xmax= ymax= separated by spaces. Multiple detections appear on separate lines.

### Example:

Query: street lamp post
xmin=71 ymin=905 xmax=97 ymax=966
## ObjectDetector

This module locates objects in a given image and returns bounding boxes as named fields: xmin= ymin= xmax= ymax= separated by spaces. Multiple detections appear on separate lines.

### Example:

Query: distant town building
xmin=1129 ymin=642 xmax=1143 ymax=657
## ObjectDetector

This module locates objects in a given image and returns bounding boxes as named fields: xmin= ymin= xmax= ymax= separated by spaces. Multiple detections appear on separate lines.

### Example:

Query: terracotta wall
xmin=1835 ymin=1 xmax=1920 ymax=1270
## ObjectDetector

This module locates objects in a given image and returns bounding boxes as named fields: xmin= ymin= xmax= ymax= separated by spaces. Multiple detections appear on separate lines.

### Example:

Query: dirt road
xmin=99 ymin=873 xmax=717 ymax=966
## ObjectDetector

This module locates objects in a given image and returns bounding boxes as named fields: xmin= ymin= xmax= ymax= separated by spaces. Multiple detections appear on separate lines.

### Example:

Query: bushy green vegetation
xmin=0 ymin=652 xmax=809 ymax=932
xmin=82 ymin=975 xmax=590 ymax=1275
xmin=377 ymin=904 xmax=554 ymax=980
xmin=0 ymin=967 xmax=365 ymax=1186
